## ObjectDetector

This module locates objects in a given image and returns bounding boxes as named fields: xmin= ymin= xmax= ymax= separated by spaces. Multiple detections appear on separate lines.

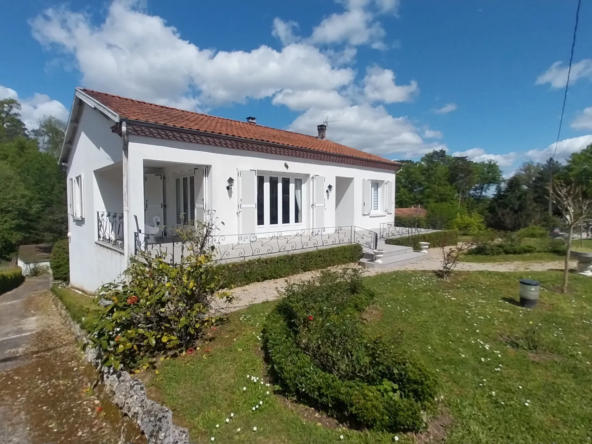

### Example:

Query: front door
xmin=144 ymin=174 xmax=163 ymax=228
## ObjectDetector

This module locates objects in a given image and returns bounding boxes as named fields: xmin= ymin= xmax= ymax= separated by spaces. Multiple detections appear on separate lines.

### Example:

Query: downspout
xmin=122 ymin=121 xmax=131 ymax=263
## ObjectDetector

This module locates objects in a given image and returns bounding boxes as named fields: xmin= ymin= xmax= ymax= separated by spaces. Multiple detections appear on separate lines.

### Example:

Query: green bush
xmin=517 ymin=226 xmax=548 ymax=240
xmin=0 ymin=267 xmax=24 ymax=295
xmin=52 ymin=286 xmax=104 ymax=330
xmin=90 ymin=223 xmax=231 ymax=370
xmin=394 ymin=216 xmax=427 ymax=228
xmin=468 ymin=238 xmax=566 ymax=256
xmin=217 ymin=244 xmax=362 ymax=289
xmin=426 ymin=202 xmax=465 ymax=230
xmin=50 ymin=239 xmax=69 ymax=282
xmin=452 ymin=213 xmax=486 ymax=235
xmin=385 ymin=230 xmax=459 ymax=250
xmin=264 ymin=270 xmax=437 ymax=433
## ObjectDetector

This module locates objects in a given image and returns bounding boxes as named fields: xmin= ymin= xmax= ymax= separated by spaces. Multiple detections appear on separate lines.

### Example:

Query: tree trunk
xmin=562 ymin=225 xmax=574 ymax=294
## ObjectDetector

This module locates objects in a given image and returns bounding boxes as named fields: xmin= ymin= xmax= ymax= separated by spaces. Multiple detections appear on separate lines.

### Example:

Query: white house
xmin=60 ymin=88 xmax=401 ymax=293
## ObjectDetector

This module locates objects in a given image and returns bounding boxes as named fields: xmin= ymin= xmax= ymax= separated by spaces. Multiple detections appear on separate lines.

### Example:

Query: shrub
xmin=467 ymin=238 xmax=566 ymax=256
xmin=50 ymin=239 xmax=69 ymax=282
xmin=385 ymin=230 xmax=459 ymax=250
xmin=452 ymin=213 xmax=486 ymax=235
xmin=29 ymin=264 xmax=50 ymax=277
xmin=517 ymin=225 xmax=548 ymax=240
xmin=264 ymin=270 xmax=438 ymax=433
xmin=426 ymin=202 xmax=465 ymax=230
xmin=0 ymin=267 xmax=24 ymax=295
xmin=394 ymin=216 xmax=427 ymax=229
xmin=216 ymin=244 xmax=362 ymax=289
xmin=89 ymin=222 xmax=231 ymax=370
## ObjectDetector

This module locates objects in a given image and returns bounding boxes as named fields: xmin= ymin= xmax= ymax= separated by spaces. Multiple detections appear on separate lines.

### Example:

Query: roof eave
xmin=122 ymin=119 xmax=401 ymax=171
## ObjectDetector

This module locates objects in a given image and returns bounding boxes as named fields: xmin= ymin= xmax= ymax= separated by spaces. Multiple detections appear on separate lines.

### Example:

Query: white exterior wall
xmin=66 ymin=106 xmax=124 ymax=293
xmin=126 ymin=136 xmax=396 ymax=253
xmin=17 ymin=259 xmax=51 ymax=276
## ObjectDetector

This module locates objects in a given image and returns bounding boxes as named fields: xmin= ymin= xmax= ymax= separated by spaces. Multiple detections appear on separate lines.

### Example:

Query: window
xmin=270 ymin=176 xmax=279 ymax=225
xmin=176 ymin=175 xmax=196 ymax=225
xmin=70 ymin=175 xmax=84 ymax=220
xmin=282 ymin=177 xmax=290 ymax=224
xmin=256 ymin=174 xmax=305 ymax=228
xmin=371 ymin=181 xmax=379 ymax=211
xmin=257 ymin=176 xmax=265 ymax=226
xmin=294 ymin=178 xmax=302 ymax=223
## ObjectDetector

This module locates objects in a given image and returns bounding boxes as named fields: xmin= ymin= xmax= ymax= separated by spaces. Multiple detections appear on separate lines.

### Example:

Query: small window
xmin=371 ymin=182 xmax=379 ymax=211
xmin=257 ymin=175 xmax=265 ymax=226
xmin=71 ymin=175 xmax=84 ymax=220
xmin=270 ymin=176 xmax=279 ymax=225
xmin=294 ymin=178 xmax=302 ymax=223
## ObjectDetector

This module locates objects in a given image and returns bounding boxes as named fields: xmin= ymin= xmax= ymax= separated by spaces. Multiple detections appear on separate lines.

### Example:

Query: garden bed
xmin=137 ymin=270 xmax=592 ymax=443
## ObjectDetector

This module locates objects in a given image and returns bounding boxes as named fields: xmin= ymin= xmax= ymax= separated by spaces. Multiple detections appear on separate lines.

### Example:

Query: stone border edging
xmin=50 ymin=293 xmax=191 ymax=444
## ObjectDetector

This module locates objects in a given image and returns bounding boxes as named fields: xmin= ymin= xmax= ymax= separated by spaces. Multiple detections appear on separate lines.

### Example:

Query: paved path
xmin=215 ymin=249 xmax=574 ymax=313
xmin=0 ymin=277 xmax=144 ymax=444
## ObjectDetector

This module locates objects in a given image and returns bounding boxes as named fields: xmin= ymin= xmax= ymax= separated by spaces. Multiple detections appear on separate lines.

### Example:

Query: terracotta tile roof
xmin=395 ymin=207 xmax=427 ymax=218
xmin=80 ymin=89 xmax=397 ymax=167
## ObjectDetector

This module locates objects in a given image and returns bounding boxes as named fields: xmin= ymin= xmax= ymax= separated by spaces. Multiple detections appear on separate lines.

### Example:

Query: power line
xmin=549 ymin=0 xmax=582 ymax=215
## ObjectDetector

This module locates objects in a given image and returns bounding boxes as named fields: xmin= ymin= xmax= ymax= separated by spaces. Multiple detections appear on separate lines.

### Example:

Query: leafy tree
xmin=471 ymin=160 xmax=502 ymax=200
xmin=31 ymin=116 xmax=66 ymax=158
xmin=486 ymin=175 xmax=538 ymax=231
xmin=564 ymin=144 xmax=592 ymax=196
xmin=0 ymin=99 xmax=28 ymax=141
xmin=0 ymin=164 xmax=35 ymax=258
xmin=448 ymin=156 xmax=477 ymax=205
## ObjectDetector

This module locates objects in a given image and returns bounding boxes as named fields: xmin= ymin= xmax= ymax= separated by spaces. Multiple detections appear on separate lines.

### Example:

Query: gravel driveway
xmin=0 ymin=277 xmax=144 ymax=444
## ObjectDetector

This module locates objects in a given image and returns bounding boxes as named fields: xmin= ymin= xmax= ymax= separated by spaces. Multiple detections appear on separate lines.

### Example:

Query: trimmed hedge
xmin=468 ymin=238 xmax=566 ymax=256
xmin=217 ymin=244 xmax=362 ymax=289
xmin=385 ymin=230 xmax=459 ymax=250
xmin=263 ymin=270 xmax=438 ymax=433
xmin=0 ymin=267 xmax=25 ymax=295
xmin=50 ymin=239 xmax=70 ymax=282
xmin=51 ymin=286 xmax=104 ymax=330
xmin=395 ymin=216 xmax=427 ymax=229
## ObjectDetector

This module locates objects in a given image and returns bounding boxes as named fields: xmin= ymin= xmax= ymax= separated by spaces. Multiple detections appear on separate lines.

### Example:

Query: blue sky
xmin=1 ymin=0 xmax=592 ymax=174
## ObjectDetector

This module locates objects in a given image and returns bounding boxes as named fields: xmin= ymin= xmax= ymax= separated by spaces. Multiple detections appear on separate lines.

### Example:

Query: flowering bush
xmin=264 ymin=270 xmax=438 ymax=432
xmin=90 ymin=220 xmax=231 ymax=370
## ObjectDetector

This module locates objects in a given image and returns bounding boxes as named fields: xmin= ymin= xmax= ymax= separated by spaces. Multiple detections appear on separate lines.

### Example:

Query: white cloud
xmin=308 ymin=0 xmax=398 ymax=49
xmin=423 ymin=129 xmax=443 ymax=139
xmin=433 ymin=103 xmax=457 ymax=114
xmin=289 ymin=104 xmax=446 ymax=157
xmin=272 ymin=18 xmax=300 ymax=46
xmin=30 ymin=0 xmax=437 ymax=159
xmin=0 ymin=85 xmax=68 ymax=129
xmin=536 ymin=59 xmax=592 ymax=89
xmin=30 ymin=0 xmax=354 ymax=109
xmin=526 ymin=135 xmax=592 ymax=163
xmin=452 ymin=147 xmax=516 ymax=167
xmin=272 ymin=89 xmax=350 ymax=111
xmin=362 ymin=66 xmax=418 ymax=103
xmin=572 ymin=106 xmax=592 ymax=130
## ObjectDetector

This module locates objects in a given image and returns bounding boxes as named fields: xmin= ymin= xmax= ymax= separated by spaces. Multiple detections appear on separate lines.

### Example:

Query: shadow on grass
xmin=501 ymin=297 xmax=521 ymax=307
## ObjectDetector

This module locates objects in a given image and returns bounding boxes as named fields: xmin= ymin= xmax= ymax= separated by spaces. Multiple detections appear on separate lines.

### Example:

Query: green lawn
xmin=146 ymin=271 xmax=592 ymax=443
xmin=572 ymin=239 xmax=592 ymax=253
xmin=460 ymin=252 xmax=563 ymax=263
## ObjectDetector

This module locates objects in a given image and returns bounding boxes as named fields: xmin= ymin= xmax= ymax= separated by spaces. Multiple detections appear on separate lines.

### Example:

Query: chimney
xmin=317 ymin=124 xmax=327 ymax=140
xmin=246 ymin=116 xmax=257 ymax=124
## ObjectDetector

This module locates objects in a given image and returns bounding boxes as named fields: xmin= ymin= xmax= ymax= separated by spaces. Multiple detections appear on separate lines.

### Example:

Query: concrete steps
xmin=359 ymin=243 xmax=428 ymax=269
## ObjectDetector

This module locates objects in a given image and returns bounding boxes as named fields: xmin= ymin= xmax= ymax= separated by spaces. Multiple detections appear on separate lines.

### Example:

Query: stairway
xmin=359 ymin=240 xmax=428 ymax=269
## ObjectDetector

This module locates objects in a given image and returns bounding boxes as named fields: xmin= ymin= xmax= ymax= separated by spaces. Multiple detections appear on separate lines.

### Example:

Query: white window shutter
xmin=362 ymin=179 xmax=371 ymax=215
xmin=79 ymin=174 xmax=84 ymax=219
xmin=195 ymin=168 xmax=205 ymax=221
xmin=313 ymin=176 xmax=325 ymax=228
xmin=387 ymin=181 xmax=394 ymax=214
xmin=69 ymin=178 xmax=74 ymax=216
xmin=239 ymin=170 xmax=257 ymax=234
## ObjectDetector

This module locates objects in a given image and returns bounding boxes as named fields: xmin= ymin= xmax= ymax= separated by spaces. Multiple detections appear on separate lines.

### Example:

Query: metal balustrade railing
xmin=97 ymin=211 xmax=124 ymax=249
xmin=379 ymin=223 xmax=433 ymax=239
xmin=134 ymin=225 xmax=378 ymax=265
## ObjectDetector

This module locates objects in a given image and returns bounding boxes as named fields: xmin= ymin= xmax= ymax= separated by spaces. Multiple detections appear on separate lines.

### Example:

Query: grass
xmin=51 ymin=286 xmax=104 ymax=330
xmin=572 ymin=239 xmax=592 ymax=253
xmin=143 ymin=271 xmax=592 ymax=443
xmin=460 ymin=252 xmax=563 ymax=263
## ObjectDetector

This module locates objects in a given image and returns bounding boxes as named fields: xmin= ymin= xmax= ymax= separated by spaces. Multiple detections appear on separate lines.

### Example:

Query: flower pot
xmin=570 ymin=251 xmax=592 ymax=277
xmin=419 ymin=242 xmax=430 ymax=254
xmin=373 ymin=249 xmax=384 ymax=264
xmin=519 ymin=279 xmax=540 ymax=309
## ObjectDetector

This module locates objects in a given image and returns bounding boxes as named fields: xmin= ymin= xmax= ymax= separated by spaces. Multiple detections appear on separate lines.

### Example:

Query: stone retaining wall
xmin=51 ymin=293 xmax=190 ymax=444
